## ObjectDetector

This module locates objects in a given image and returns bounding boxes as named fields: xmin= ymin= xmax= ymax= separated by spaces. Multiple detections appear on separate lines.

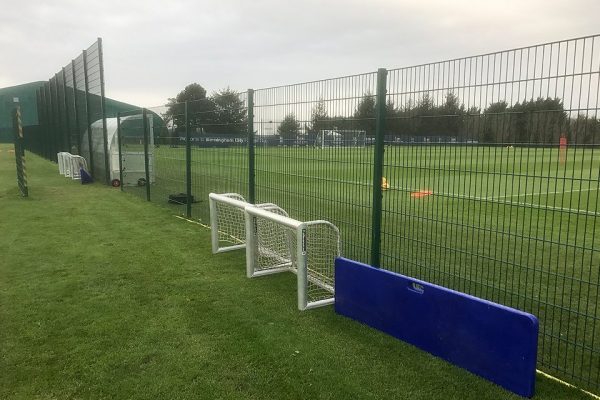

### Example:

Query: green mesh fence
xmin=146 ymin=104 xmax=188 ymax=217
xmin=379 ymin=36 xmax=600 ymax=390
xmin=26 ymin=39 xmax=109 ymax=183
xmin=73 ymin=54 xmax=89 ymax=163
xmin=84 ymin=40 xmax=109 ymax=184
xmin=118 ymin=109 xmax=149 ymax=201
xmin=188 ymin=94 xmax=249 ymax=223
xmin=26 ymin=33 xmax=600 ymax=394
xmin=116 ymin=92 xmax=249 ymax=223
xmin=253 ymin=75 xmax=377 ymax=264
xmin=63 ymin=64 xmax=77 ymax=154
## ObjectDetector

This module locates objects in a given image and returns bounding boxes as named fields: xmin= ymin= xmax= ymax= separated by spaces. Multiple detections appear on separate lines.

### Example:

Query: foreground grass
xmin=0 ymin=144 xmax=593 ymax=399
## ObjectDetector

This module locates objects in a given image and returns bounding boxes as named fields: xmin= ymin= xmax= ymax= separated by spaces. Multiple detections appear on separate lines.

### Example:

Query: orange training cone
xmin=382 ymin=177 xmax=390 ymax=191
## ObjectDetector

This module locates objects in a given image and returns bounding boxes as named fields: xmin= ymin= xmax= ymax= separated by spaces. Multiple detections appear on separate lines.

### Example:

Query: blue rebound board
xmin=334 ymin=257 xmax=539 ymax=398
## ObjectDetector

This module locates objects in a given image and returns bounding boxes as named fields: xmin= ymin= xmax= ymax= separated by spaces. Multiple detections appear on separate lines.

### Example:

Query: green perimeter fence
xmin=24 ymin=38 xmax=125 ymax=186
xmin=38 ymin=35 xmax=600 ymax=394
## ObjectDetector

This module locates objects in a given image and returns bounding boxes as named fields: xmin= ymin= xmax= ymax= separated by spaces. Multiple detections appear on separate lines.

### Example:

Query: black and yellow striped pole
xmin=13 ymin=105 xmax=28 ymax=197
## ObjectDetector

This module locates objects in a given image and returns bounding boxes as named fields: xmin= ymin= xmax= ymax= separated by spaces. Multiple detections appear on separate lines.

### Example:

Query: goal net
xmin=315 ymin=129 xmax=367 ymax=148
xmin=244 ymin=206 xmax=340 ymax=310
xmin=209 ymin=193 xmax=285 ymax=254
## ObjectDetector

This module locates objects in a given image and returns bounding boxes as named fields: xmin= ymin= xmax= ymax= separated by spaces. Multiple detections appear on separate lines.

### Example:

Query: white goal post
xmin=315 ymin=129 xmax=367 ymax=148
xmin=208 ymin=193 xmax=286 ymax=254
xmin=244 ymin=205 xmax=341 ymax=311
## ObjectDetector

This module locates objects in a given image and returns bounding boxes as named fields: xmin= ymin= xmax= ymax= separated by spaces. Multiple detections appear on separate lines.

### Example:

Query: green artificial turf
xmin=0 ymin=144 xmax=594 ymax=399
xmin=123 ymin=143 xmax=599 ymax=391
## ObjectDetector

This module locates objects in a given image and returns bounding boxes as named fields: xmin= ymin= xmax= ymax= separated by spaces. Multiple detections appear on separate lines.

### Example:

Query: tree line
xmin=166 ymin=83 xmax=599 ymax=144
xmin=164 ymin=83 xmax=247 ymax=135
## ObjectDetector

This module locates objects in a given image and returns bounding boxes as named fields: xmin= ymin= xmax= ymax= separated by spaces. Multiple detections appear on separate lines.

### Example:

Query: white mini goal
xmin=208 ymin=193 xmax=285 ymax=254
xmin=57 ymin=152 xmax=88 ymax=180
xmin=315 ymin=129 xmax=367 ymax=148
xmin=244 ymin=206 xmax=340 ymax=310
xmin=57 ymin=152 xmax=70 ymax=176
xmin=69 ymin=155 xmax=88 ymax=180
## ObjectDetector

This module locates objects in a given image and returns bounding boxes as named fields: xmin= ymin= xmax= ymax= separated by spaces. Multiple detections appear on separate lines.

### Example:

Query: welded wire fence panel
xmin=30 ymin=39 xmax=108 ymax=182
xmin=85 ymin=41 xmax=108 ymax=183
xmin=147 ymin=104 xmax=187 ymax=216
xmin=48 ymin=77 xmax=60 ymax=162
xmin=253 ymin=74 xmax=376 ymax=264
xmin=55 ymin=72 xmax=68 ymax=153
xmin=188 ymin=92 xmax=249 ymax=223
xmin=119 ymin=109 xmax=149 ymax=201
xmin=31 ymin=87 xmax=47 ymax=158
xmin=74 ymin=54 xmax=90 ymax=163
xmin=382 ymin=35 xmax=600 ymax=393
xmin=42 ymin=83 xmax=53 ymax=159
xmin=63 ymin=64 xmax=78 ymax=154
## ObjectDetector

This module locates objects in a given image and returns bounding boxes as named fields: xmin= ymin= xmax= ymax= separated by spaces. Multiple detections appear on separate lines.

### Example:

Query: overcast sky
xmin=1 ymin=0 xmax=598 ymax=107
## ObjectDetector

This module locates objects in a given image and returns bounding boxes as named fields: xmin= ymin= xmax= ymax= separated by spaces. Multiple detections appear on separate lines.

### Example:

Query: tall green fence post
xmin=61 ymin=67 xmax=72 ymax=153
xmin=117 ymin=112 xmax=123 ymax=192
xmin=185 ymin=101 xmax=192 ymax=218
xmin=53 ymin=73 xmax=61 ymax=154
xmin=370 ymin=68 xmax=387 ymax=268
xmin=44 ymin=84 xmax=51 ymax=160
xmin=247 ymin=89 xmax=255 ymax=204
xmin=37 ymin=88 xmax=46 ymax=158
xmin=39 ymin=88 xmax=43 ymax=158
xmin=55 ymin=72 xmax=67 ymax=156
xmin=142 ymin=108 xmax=151 ymax=201
xmin=34 ymin=89 xmax=41 ymax=155
xmin=48 ymin=78 xmax=58 ymax=161
xmin=98 ymin=38 xmax=110 ymax=185
xmin=71 ymin=59 xmax=82 ymax=155
xmin=83 ymin=50 xmax=95 ymax=179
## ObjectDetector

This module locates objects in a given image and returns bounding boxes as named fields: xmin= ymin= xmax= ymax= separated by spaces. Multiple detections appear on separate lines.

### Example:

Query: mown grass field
xmin=131 ymin=143 xmax=600 ymax=393
xmin=0 ymin=143 xmax=597 ymax=399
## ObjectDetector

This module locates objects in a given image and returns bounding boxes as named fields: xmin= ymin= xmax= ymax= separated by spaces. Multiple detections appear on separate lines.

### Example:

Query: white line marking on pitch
xmin=308 ymin=178 xmax=599 ymax=216
xmin=486 ymin=198 xmax=600 ymax=217
xmin=485 ymin=187 xmax=599 ymax=200
xmin=387 ymin=185 xmax=600 ymax=217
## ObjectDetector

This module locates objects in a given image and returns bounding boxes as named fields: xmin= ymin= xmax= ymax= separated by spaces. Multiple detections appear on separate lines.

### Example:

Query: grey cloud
xmin=1 ymin=0 xmax=598 ymax=106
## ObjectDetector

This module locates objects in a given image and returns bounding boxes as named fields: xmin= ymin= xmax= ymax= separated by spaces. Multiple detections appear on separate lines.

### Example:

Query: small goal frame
xmin=315 ymin=129 xmax=367 ymax=149
xmin=208 ymin=192 xmax=285 ymax=254
xmin=244 ymin=205 xmax=340 ymax=310
xmin=57 ymin=152 xmax=88 ymax=180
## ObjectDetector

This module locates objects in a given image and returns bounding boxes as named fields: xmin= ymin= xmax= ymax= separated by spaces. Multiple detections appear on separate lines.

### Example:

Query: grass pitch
xmin=124 ymin=142 xmax=600 ymax=393
xmin=0 ymin=144 xmax=595 ymax=399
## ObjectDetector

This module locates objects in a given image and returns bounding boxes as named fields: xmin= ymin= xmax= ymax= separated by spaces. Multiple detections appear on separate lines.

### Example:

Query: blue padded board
xmin=335 ymin=257 xmax=539 ymax=398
